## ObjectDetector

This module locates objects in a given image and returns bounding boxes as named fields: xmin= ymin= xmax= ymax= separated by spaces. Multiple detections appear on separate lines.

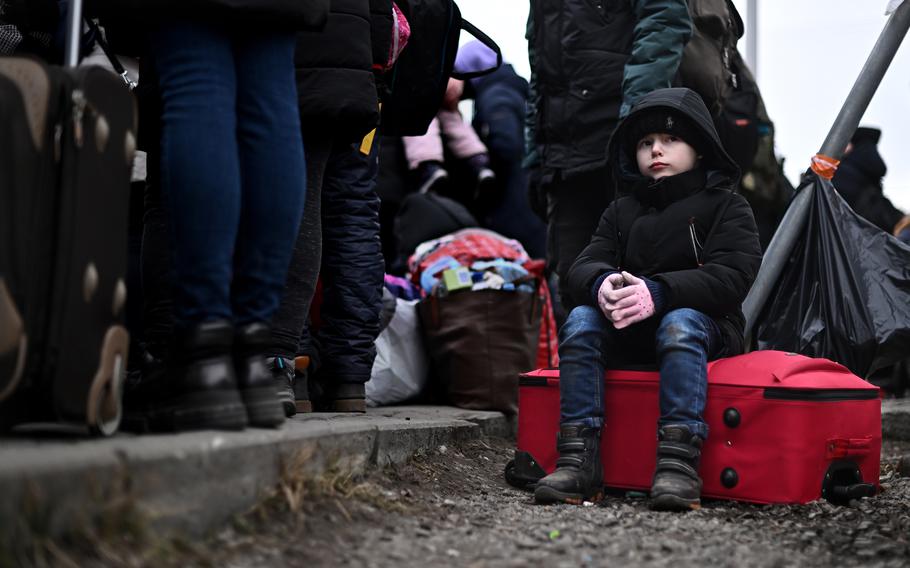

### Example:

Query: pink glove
xmin=597 ymin=273 xmax=626 ymax=318
xmin=602 ymin=271 xmax=655 ymax=329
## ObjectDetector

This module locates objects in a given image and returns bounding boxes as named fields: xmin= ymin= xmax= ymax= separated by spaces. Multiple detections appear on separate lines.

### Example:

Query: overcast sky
xmin=456 ymin=0 xmax=910 ymax=213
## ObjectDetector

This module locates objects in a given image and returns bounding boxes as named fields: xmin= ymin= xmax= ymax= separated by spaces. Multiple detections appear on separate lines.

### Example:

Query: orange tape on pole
xmin=810 ymin=153 xmax=841 ymax=179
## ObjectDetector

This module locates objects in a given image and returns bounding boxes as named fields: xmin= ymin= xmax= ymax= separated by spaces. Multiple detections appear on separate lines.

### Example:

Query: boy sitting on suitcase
xmin=534 ymin=88 xmax=762 ymax=511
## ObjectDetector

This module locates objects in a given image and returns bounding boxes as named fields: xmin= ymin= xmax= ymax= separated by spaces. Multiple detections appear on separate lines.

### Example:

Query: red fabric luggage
xmin=507 ymin=350 xmax=881 ymax=505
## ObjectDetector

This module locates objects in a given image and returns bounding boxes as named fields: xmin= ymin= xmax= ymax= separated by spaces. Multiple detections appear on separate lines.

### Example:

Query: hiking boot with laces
xmin=267 ymin=356 xmax=297 ymax=418
xmin=534 ymin=424 xmax=603 ymax=504
xmin=649 ymin=426 xmax=704 ymax=511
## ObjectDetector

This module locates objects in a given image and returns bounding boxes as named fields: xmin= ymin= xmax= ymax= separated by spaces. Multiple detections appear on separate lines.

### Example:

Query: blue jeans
xmin=152 ymin=21 xmax=306 ymax=327
xmin=558 ymin=305 xmax=723 ymax=439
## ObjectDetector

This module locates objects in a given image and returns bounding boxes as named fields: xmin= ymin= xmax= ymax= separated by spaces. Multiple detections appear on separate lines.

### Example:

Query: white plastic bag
xmin=366 ymin=299 xmax=428 ymax=406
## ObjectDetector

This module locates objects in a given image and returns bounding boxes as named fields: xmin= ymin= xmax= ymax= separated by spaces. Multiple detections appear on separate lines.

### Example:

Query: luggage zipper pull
xmin=72 ymin=89 xmax=87 ymax=149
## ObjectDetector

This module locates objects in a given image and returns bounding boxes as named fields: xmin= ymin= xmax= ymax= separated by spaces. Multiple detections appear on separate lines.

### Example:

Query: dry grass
xmin=252 ymin=445 xmax=408 ymax=525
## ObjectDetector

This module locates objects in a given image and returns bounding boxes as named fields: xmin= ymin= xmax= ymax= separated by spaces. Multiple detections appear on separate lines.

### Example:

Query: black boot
xmin=156 ymin=320 xmax=248 ymax=432
xmin=235 ymin=323 xmax=285 ymax=428
xmin=534 ymin=425 xmax=603 ymax=504
xmin=327 ymin=383 xmax=366 ymax=413
xmin=649 ymin=426 xmax=703 ymax=511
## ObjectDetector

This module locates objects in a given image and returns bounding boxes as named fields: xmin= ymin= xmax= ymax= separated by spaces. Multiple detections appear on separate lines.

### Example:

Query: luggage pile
xmin=412 ymin=229 xmax=553 ymax=413
xmin=365 ymin=228 xmax=557 ymax=413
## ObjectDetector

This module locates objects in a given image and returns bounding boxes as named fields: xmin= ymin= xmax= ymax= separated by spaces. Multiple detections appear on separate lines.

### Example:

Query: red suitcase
xmin=507 ymin=350 xmax=881 ymax=505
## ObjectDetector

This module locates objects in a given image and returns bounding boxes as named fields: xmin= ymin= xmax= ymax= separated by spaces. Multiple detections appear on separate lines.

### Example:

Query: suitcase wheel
xmin=86 ymin=326 xmax=129 ymax=437
xmin=0 ymin=279 xmax=28 ymax=403
xmin=822 ymin=461 xmax=877 ymax=505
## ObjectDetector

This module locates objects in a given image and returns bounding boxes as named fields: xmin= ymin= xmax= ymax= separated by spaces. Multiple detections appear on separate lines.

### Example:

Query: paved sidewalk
xmin=0 ymin=406 xmax=510 ymax=544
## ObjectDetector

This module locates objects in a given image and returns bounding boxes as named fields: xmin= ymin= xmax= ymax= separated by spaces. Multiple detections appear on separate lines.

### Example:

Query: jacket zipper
xmin=688 ymin=217 xmax=704 ymax=267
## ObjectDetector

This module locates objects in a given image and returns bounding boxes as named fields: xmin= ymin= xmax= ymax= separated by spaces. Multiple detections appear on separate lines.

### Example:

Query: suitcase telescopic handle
xmin=64 ymin=0 xmax=85 ymax=69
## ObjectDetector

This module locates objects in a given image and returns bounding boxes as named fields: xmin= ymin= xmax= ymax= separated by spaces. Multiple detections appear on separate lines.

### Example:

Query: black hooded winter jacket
xmin=566 ymin=88 xmax=761 ymax=356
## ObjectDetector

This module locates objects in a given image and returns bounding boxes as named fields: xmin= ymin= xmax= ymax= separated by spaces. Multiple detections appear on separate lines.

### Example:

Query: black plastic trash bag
xmin=755 ymin=172 xmax=910 ymax=378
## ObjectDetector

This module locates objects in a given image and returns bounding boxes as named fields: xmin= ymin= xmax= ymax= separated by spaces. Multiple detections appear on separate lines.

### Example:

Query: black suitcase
xmin=0 ymin=11 xmax=136 ymax=435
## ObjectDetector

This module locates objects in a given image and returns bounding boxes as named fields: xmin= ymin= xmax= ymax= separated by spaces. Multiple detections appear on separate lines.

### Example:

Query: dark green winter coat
xmin=566 ymin=88 xmax=761 ymax=355
xmin=525 ymin=0 xmax=692 ymax=176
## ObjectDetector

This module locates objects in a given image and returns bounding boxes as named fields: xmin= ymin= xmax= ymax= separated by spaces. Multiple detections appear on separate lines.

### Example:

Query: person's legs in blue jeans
xmin=654 ymin=308 xmax=723 ymax=439
xmin=650 ymin=307 xmax=723 ymax=511
xmin=231 ymin=31 xmax=306 ymax=326
xmin=149 ymin=22 xmax=304 ymax=430
xmin=150 ymin=21 xmax=248 ymax=430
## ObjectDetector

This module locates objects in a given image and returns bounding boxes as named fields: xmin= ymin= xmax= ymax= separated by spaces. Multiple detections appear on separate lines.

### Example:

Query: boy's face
xmin=635 ymin=132 xmax=698 ymax=180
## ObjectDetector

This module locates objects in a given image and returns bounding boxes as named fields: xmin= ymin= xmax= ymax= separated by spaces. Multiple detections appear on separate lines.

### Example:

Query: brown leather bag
xmin=418 ymin=289 xmax=542 ymax=414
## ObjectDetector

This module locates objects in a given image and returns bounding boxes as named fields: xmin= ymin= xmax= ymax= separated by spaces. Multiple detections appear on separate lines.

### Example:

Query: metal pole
xmin=742 ymin=0 xmax=910 ymax=342
xmin=64 ymin=0 xmax=84 ymax=69
xmin=746 ymin=0 xmax=758 ymax=76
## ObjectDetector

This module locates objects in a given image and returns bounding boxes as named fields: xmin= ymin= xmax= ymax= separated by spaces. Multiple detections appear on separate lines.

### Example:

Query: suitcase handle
xmin=770 ymin=358 xmax=851 ymax=382
xmin=825 ymin=437 xmax=873 ymax=459
xmin=64 ymin=0 xmax=85 ymax=68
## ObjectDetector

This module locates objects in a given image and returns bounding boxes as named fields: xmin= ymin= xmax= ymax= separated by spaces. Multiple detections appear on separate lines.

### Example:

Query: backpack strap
xmin=84 ymin=18 xmax=136 ymax=90
xmin=450 ymin=19 xmax=502 ymax=80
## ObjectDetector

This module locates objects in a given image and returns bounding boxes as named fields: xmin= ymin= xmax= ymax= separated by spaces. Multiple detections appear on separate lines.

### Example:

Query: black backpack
xmin=677 ymin=0 xmax=743 ymax=116
xmin=394 ymin=192 xmax=478 ymax=259
xmin=381 ymin=0 xmax=502 ymax=136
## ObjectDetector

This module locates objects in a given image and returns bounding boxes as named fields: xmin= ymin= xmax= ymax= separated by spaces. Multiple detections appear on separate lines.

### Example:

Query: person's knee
xmin=559 ymin=305 xmax=605 ymax=344
xmin=656 ymin=308 xmax=708 ymax=350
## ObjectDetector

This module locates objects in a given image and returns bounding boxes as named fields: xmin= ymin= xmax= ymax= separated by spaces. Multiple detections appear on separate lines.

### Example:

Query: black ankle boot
xmin=649 ymin=426 xmax=703 ymax=511
xmin=534 ymin=425 xmax=603 ymax=504
xmin=158 ymin=320 xmax=247 ymax=432
xmin=235 ymin=323 xmax=285 ymax=428
xmin=329 ymin=383 xmax=366 ymax=413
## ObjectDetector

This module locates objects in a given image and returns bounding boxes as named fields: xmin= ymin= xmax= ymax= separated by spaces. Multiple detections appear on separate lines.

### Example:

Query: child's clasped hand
xmin=598 ymin=271 xmax=656 ymax=329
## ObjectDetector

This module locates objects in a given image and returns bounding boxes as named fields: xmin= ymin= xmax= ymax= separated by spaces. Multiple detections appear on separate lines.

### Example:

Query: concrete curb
xmin=0 ymin=406 xmax=510 ymax=544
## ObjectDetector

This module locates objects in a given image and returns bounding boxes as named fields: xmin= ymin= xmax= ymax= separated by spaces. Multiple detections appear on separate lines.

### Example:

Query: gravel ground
xmin=182 ymin=438 xmax=910 ymax=568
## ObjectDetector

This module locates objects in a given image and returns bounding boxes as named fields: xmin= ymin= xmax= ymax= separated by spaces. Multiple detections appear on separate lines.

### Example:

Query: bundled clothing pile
xmin=409 ymin=229 xmax=535 ymax=292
